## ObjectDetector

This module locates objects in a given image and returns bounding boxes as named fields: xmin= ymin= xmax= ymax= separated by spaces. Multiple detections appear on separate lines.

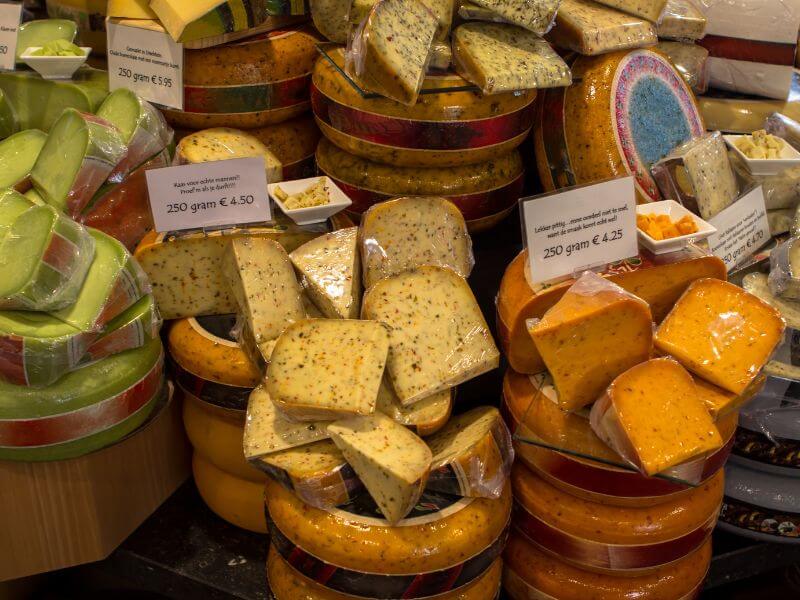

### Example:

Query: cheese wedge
xmin=593 ymin=0 xmax=666 ymax=21
xmin=0 ymin=189 xmax=35 ymax=241
xmin=289 ymin=227 xmax=361 ymax=319
xmin=375 ymin=377 xmax=452 ymax=436
xmin=0 ymin=129 xmax=47 ymax=192
xmin=654 ymin=279 xmax=785 ymax=394
xmin=266 ymin=319 xmax=389 ymax=420
xmin=426 ymin=406 xmax=513 ymax=498
xmin=311 ymin=0 xmax=352 ymax=42
xmin=359 ymin=196 xmax=473 ymax=290
xmin=421 ymin=0 xmax=454 ymax=40
xmin=589 ymin=358 xmax=724 ymax=475
xmin=107 ymin=0 xmax=158 ymax=19
xmin=83 ymin=294 xmax=161 ymax=362
xmin=693 ymin=374 xmax=765 ymax=421
xmin=468 ymin=0 xmax=559 ymax=33
xmin=657 ymin=0 xmax=706 ymax=41
xmin=528 ymin=272 xmax=653 ymax=411
xmin=327 ymin=412 xmax=432 ymax=523
xmin=362 ymin=266 xmax=499 ymax=405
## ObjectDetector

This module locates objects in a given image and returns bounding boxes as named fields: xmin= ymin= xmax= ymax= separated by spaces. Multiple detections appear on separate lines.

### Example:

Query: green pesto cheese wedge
xmin=0 ymin=89 xmax=17 ymax=139
xmin=16 ymin=19 xmax=78 ymax=61
xmin=23 ymin=187 xmax=44 ymax=204
xmin=0 ymin=188 xmax=33 ymax=242
xmin=0 ymin=130 xmax=47 ymax=192
xmin=82 ymin=294 xmax=162 ymax=363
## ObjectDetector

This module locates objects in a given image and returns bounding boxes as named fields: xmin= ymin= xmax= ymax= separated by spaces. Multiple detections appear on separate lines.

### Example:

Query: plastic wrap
xmin=651 ymin=131 xmax=739 ymax=220
xmin=458 ymin=2 xmax=512 ymax=22
xmin=526 ymin=271 xmax=653 ymax=412
xmin=376 ymin=378 xmax=452 ymax=436
xmin=656 ymin=0 xmax=707 ymax=40
xmin=82 ymin=294 xmax=162 ymax=362
xmin=656 ymin=41 xmax=709 ymax=94
xmin=734 ymin=377 xmax=800 ymax=458
xmin=0 ymin=130 xmax=47 ymax=192
xmin=230 ymin=311 xmax=269 ymax=372
xmin=452 ymin=23 xmax=571 ymax=95
xmin=359 ymin=196 xmax=474 ymax=289
xmin=769 ymin=237 xmax=800 ymax=300
xmin=362 ymin=266 xmax=499 ymax=405
xmin=467 ymin=0 xmax=559 ymax=33
xmin=547 ymin=0 xmax=657 ymax=56
xmin=768 ymin=208 xmax=794 ymax=235
xmin=766 ymin=111 xmax=800 ymax=152
xmin=428 ymin=40 xmax=452 ymax=71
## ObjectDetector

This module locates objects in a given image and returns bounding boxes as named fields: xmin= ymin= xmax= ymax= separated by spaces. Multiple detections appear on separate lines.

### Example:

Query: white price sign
xmin=522 ymin=177 xmax=639 ymax=284
xmin=0 ymin=3 xmax=21 ymax=71
xmin=708 ymin=186 xmax=770 ymax=271
xmin=145 ymin=157 xmax=272 ymax=232
xmin=106 ymin=21 xmax=183 ymax=109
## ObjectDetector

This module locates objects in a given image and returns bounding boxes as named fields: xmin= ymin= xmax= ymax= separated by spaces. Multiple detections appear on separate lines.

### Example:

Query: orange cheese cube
xmin=528 ymin=272 xmax=653 ymax=411
xmin=693 ymin=374 xmax=766 ymax=421
xmin=655 ymin=279 xmax=785 ymax=394
xmin=589 ymin=358 xmax=723 ymax=475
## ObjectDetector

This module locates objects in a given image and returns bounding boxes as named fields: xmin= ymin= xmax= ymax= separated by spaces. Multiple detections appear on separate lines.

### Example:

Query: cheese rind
xmin=327 ymin=412 xmax=432 ymax=523
xmin=655 ymin=278 xmax=785 ymax=394
xmin=589 ymin=358 xmax=724 ymax=475
xmin=657 ymin=0 xmax=706 ymax=41
xmin=362 ymin=266 xmax=500 ymax=405
xmin=468 ymin=0 xmax=559 ymax=33
xmin=593 ymin=0 xmax=666 ymax=22
xmin=375 ymin=378 xmax=452 ymax=436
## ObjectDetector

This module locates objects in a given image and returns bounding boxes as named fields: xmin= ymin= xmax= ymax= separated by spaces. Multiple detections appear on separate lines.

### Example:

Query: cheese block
xmin=657 ymin=0 xmax=707 ymax=41
xmin=589 ymin=358 xmax=724 ymax=475
xmin=593 ymin=0 xmax=666 ymax=21
xmin=265 ymin=477 xmax=511 ymax=596
xmin=534 ymin=49 xmax=704 ymax=204
xmin=162 ymin=29 xmax=319 ymax=130
xmin=426 ymin=406 xmax=513 ymax=498
xmin=512 ymin=462 xmax=723 ymax=572
xmin=529 ymin=272 xmax=653 ymax=411
xmin=316 ymin=139 xmax=524 ymax=231
xmin=497 ymin=248 xmax=726 ymax=374
xmin=45 ymin=0 xmax=107 ymax=54
xmin=311 ymin=0 xmax=351 ymax=42
xmin=693 ymin=374 xmax=765 ymax=421
xmin=289 ymin=227 xmax=361 ymax=319
xmin=0 ymin=130 xmax=48 ymax=193
xmin=107 ymin=0 xmax=157 ymax=19
xmin=359 ymin=196 xmax=473 ymax=289
xmin=375 ymin=378 xmax=452 ymax=436
xmin=176 ymin=127 xmax=283 ymax=184
xmin=744 ymin=272 xmax=800 ymax=330
xmin=656 ymin=41 xmax=710 ymax=94
xmin=83 ymin=294 xmax=161 ymax=362
xmin=769 ymin=237 xmax=800 ymax=300
xmin=248 ymin=115 xmax=320 ymax=180
xmin=655 ymin=279 xmax=785 ymax=394
xmin=268 ymin=547 xmax=502 ymax=600
xmin=312 ymin=48 xmax=537 ymax=167
xmin=651 ymin=131 xmax=738 ymax=221
xmin=362 ymin=267 xmax=500 ymax=405
xmin=452 ymin=23 xmax=572 ymax=94
xmin=51 ymin=230 xmax=150 ymax=333
xmin=347 ymin=0 xmax=438 ymax=106
xmin=134 ymin=224 xmax=321 ymax=320
xmin=468 ymin=0 xmax=559 ymax=33
xmin=266 ymin=319 xmax=389 ymax=420
xmin=192 ymin=453 xmax=267 ymax=533
xmin=16 ymin=19 xmax=77 ymax=61
xmin=328 ymin=413 xmax=432 ymax=523
xmin=548 ymin=0 xmax=658 ymax=56
xmin=503 ymin=532 xmax=712 ymax=600
xmin=256 ymin=439 xmax=363 ymax=508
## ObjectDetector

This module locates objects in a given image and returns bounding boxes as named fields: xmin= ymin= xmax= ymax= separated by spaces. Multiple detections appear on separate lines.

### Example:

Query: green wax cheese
xmin=96 ymin=88 xmax=143 ymax=143
xmin=0 ymin=189 xmax=33 ymax=241
xmin=23 ymin=187 xmax=44 ymax=204
xmin=0 ymin=130 xmax=47 ymax=191
xmin=83 ymin=294 xmax=162 ymax=361
xmin=0 ymin=89 xmax=18 ymax=139
xmin=16 ymin=19 xmax=78 ymax=60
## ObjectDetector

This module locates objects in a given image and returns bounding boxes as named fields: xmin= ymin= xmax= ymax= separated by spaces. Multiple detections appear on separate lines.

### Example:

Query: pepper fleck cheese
xmin=468 ymin=0 xmax=559 ymax=33
xmin=375 ymin=377 xmax=452 ymax=437
xmin=594 ymin=0 xmax=667 ymax=22
xmin=657 ymin=0 xmax=707 ymax=40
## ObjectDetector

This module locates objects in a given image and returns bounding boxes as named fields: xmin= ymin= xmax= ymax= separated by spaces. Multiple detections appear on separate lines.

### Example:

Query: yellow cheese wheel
xmin=503 ymin=532 xmax=711 ymax=600
xmin=192 ymin=453 xmax=267 ymax=533
xmin=46 ymin=0 xmax=106 ymax=54
xmin=268 ymin=546 xmax=503 ymax=600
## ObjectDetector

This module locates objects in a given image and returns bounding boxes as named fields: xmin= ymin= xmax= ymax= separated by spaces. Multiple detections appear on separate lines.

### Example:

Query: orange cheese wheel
xmin=192 ymin=454 xmax=266 ymax=533
xmin=503 ymin=532 xmax=710 ymax=600
xmin=497 ymin=249 xmax=727 ymax=374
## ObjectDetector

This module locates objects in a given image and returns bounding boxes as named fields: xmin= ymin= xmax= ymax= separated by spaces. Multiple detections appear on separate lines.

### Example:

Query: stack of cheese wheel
xmin=311 ymin=48 xmax=534 ymax=232
xmin=168 ymin=315 xmax=267 ymax=533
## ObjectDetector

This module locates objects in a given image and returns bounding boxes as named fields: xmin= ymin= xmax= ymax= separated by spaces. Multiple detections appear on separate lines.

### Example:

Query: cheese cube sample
xmin=657 ymin=0 xmax=706 ymax=40
xmin=328 ymin=412 xmax=432 ymax=523
xmin=452 ymin=23 xmax=572 ymax=94
xmin=426 ymin=406 xmax=513 ymax=498
xmin=468 ymin=0 xmax=559 ymax=33
xmin=547 ymin=0 xmax=657 ymax=56
xmin=589 ymin=358 xmax=723 ymax=475
xmin=768 ymin=237 xmax=800 ymax=300
xmin=360 ymin=197 xmax=473 ymax=289
xmin=655 ymin=279 xmax=785 ymax=394
xmin=693 ymin=374 xmax=765 ymax=421
xmin=375 ymin=378 xmax=452 ymax=436
xmin=528 ymin=272 xmax=653 ymax=411
xmin=243 ymin=386 xmax=331 ymax=461
xmin=362 ymin=267 xmax=499 ymax=405
xmin=266 ymin=319 xmax=389 ymax=420
xmin=593 ymin=0 xmax=666 ymax=22
xmin=348 ymin=0 xmax=438 ymax=105
xmin=289 ymin=227 xmax=361 ymax=319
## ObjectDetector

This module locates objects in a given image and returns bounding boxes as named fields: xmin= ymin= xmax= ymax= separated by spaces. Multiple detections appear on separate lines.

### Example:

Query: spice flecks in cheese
xmin=593 ymin=0 xmax=666 ymax=22
xmin=311 ymin=0 xmax=352 ymax=42
xmin=375 ymin=377 xmax=452 ymax=436
xmin=468 ymin=0 xmax=559 ymax=34
xmin=657 ymin=0 xmax=706 ymax=41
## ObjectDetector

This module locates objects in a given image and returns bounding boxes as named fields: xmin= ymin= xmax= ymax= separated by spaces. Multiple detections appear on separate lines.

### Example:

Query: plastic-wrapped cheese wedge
xmin=693 ymin=374 xmax=765 ymax=421
xmin=452 ymin=23 xmax=572 ymax=94
xmin=656 ymin=41 xmax=709 ymax=94
xmin=589 ymin=358 xmax=724 ymax=475
xmin=593 ymin=0 xmax=666 ymax=21
xmin=266 ymin=319 xmax=389 ymax=420
xmin=359 ymin=197 xmax=474 ymax=289
xmin=83 ymin=294 xmax=161 ymax=362
xmin=421 ymin=0 xmax=454 ymax=40
xmin=458 ymin=2 xmax=512 ymax=23
xmin=547 ymin=0 xmax=658 ymax=56
xmin=657 ymin=0 xmax=706 ymax=41
xmin=311 ymin=0 xmax=351 ymax=43
xmin=363 ymin=267 xmax=499 ymax=405
xmin=31 ymin=109 xmax=127 ymax=218
xmin=428 ymin=41 xmax=452 ymax=70
xmin=0 ymin=130 xmax=47 ymax=192
xmin=528 ymin=272 xmax=653 ymax=412
xmin=769 ymin=237 xmax=800 ymax=300
xmin=655 ymin=279 xmax=785 ymax=394
xmin=376 ymin=378 xmax=452 ymax=436
xmin=467 ymin=0 xmax=559 ymax=33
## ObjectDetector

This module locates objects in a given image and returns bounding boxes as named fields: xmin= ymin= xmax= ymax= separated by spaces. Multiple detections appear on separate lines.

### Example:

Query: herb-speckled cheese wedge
xmin=327 ymin=412 xmax=432 ymax=523
xmin=375 ymin=377 xmax=452 ymax=436
xmin=289 ymin=227 xmax=361 ymax=319
xmin=468 ymin=0 xmax=559 ymax=33
xmin=594 ymin=0 xmax=666 ymax=21
xmin=458 ymin=2 xmax=512 ymax=23
xmin=657 ymin=0 xmax=706 ymax=41
xmin=311 ymin=0 xmax=352 ymax=42
xmin=693 ymin=374 xmax=765 ymax=422
xmin=421 ymin=0 xmax=454 ymax=41
xmin=266 ymin=319 xmax=389 ymax=421
xmin=362 ymin=266 xmax=499 ymax=405
xmin=453 ymin=23 xmax=572 ymax=94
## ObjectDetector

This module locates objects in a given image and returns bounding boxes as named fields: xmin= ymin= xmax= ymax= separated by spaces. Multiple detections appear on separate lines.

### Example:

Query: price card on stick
xmin=708 ymin=186 xmax=770 ymax=271
xmin=0 ymin=3 xmax=22 ymax=71
xmin=145 ymin=157 xmax=272 ymax=232
xmin=521 ymin=177 xmax=639 ymax=285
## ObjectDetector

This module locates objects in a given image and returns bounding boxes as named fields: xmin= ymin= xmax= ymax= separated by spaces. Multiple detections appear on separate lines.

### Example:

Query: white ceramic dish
xmin=268 ymin=176 xmax=351 ymax=225
xmin=636 ymin=200 xmax=716 ymax=255
xmin=20 ymin=46 xmax=91 ymax=80
xmin=724 ymin=134 xmax=800 ymax=176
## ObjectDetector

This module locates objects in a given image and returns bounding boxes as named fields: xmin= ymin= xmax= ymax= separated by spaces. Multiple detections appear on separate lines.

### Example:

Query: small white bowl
xmin=20 ymin=46 xmax=90 ymax=80
xmin=724 ymin=134 xmax=800 ymax=176
xmin=636 ymin=200 xmax=716 ymax=255
xmin=268 ymin=176 xmax=352 ymax=225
